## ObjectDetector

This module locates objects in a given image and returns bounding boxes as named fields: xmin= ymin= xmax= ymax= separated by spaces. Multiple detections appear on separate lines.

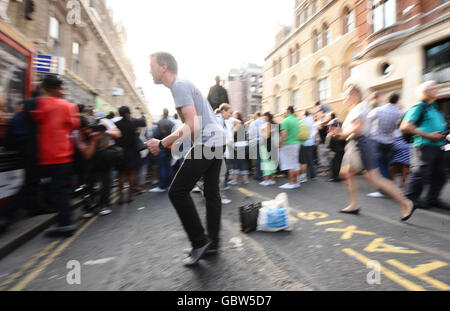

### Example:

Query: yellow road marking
xmin=386 ymin=259 xmax=450 ymax=291
xmin=342 ymin=248 xmax=426 ymax=291
xmin=326 ymin=226 xmax=376 ymax=240
xmin=364 ymin=238 xmax=420 ymax=254
xmin=0 ymin=240 xmax=60 ymax=291
xmin=10 ymin=216 xmax=98 ymax=291
xmin=315 ymin=220 xmax=343 ymax=226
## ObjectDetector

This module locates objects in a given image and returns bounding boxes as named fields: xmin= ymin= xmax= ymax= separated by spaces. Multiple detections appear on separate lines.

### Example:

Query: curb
xmin=0 ymin=188 xmax=118 ymax=261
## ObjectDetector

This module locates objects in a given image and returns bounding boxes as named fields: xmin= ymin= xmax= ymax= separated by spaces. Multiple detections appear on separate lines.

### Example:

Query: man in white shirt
xmin=248 ymin=112 xmax=265 ymax=181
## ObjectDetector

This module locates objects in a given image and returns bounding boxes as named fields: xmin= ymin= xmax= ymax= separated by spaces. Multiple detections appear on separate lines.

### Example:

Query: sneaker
xmin=149 ymin=187 xmax=166 ymax=193
xmin=99 ymin=208 xmax=112 ymax=216
xmin=367 ymin=191 xmax=385 ymax=198
xmin=299 ymin=176 xmax=308 ymax=184
xmin=81 ymin=212 xmax=95 ymax=219
xmin=268 ymin=180 xmax=276 ymax=186
xmin=229 ymin=181 xmax=238 ymax=186
xmin=280 ymin=183 xmax=300 ymax=190
xmin=223 ymin=186 xmax=231 ymax=191
xmin=221 ymin=199 xmax=232 ymax=205
xmin=260 ymin=181 xmax=269 ymax=187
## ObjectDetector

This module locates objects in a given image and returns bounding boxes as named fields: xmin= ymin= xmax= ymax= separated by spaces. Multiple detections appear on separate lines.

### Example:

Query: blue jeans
xmin=377 ymin=143 xmax=393 ymax=180
xmin=158 ymin=149 xmax=173 ymax=190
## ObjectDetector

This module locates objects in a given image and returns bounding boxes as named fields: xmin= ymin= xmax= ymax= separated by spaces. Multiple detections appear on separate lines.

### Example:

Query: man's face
xmin=150 ymin=56 xmax=164 ymax=85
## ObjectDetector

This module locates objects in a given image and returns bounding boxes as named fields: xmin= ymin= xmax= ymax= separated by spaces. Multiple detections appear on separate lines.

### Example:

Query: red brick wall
xmin=355 ymin=0 xmax=449 ymax=50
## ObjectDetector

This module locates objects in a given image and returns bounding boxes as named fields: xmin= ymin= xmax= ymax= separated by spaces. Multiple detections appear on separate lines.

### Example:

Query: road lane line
xmin=342 ymin=248 xmax=426 ymax=291
xmin=10 ymin=216 xmax=98 ymax=291
xmin=0 ymin=240 xmax=60 ymax=291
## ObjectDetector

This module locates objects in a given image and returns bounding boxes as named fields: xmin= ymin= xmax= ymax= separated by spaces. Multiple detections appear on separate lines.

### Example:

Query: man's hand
xmin=425 ymin=132 xmax=445 ymax=142
xmin=89 ymin=132 xmax=102 ymax=141
xmin=146 ymin=139 xmax=161 ymax=156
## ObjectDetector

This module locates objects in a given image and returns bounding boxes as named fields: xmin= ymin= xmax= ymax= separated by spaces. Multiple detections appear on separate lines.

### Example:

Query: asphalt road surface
xmin=0 ymin=175 xmax=449 ymax=291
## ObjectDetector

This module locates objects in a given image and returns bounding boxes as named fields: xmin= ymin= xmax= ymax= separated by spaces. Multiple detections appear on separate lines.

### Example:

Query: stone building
xmin=353 ymin=0 xmax=449 ymax=118
xmin=4 ymin=0 xmax=151 ymax=121
xmin=263 ymin=0 xmax=359 ymax=120
xmin=225 ymin=64 xmax=263 ymax=120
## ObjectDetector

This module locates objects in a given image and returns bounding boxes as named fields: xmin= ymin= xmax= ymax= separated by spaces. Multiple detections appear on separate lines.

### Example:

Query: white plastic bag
xmin=257 ymin=193 xmax=293 ymax=232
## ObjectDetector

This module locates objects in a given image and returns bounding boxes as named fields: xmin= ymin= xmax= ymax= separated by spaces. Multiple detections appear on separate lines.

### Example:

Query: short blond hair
xmin=219 ymin=103 xmax=232 ymax=112
xmin=344 ymin=81 xmax=367 ymax=100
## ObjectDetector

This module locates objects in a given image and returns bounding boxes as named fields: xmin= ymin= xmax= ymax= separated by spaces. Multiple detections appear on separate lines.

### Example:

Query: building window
xmin=323 ymin=24 xmax=330 ymax=47
xmin=49 ymin=17 xmax=59 ymax=40
xmin=349 ymin=66 xmax=358 ymax=79
xmin=289 ymin=48 xmax=295 ymax=67
xmin=344 ymin=9 xmax=355 ymax=34
xmin=380 ymin=62 xmax=392 ymax=76
xmin=251 ymin=86 xmax=257 ymax=93
xmin=258 ymin=87 xmax=263 ymax=94
xmin=295 ymin=44 xmax=301 ymax=63
xmin=72 ymin=42 xmax=80 ymax=74
xmin=274 ymin=97 xmax=280 ymax=114
xmin=313 ymin=30 xmax=321 ymax=52
xmin=291 ymin=89 xmax=301 ymax=107
xmin=312 ymin=1 xmax=318 ymax=15
xmin=425 ymin=38 xmax=450 ymax=73
xmin=373 ymin=0 xmax=396 ymax=33
xmin=251 ymin=75 xmax=257 ymax=82
xmin=318 ymin=78 xmax=330 ymax=102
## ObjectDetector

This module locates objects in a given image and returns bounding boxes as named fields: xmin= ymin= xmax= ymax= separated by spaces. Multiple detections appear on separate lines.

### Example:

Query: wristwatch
xmin=159 ymin=140 xmax=167 ymax=151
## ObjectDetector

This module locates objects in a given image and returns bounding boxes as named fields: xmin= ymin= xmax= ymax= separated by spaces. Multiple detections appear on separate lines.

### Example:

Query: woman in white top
xmin=332 ymin=84 xmax=415 ymax=222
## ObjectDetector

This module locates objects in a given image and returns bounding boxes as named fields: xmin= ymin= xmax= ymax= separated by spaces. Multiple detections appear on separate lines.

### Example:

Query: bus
xmin=0 ymin=20 xmax=35 ymax=209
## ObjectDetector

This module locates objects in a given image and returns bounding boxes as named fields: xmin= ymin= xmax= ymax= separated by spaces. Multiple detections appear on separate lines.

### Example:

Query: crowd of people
xmin=0 ymin=74 xmax=152 ymax=236
xmin=0 ymin=54 xmax=448 ymax=267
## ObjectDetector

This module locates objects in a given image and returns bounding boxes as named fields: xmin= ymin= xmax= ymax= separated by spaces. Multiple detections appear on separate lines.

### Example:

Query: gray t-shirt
xmin=171 ymin=77 xmax=226 ymax=147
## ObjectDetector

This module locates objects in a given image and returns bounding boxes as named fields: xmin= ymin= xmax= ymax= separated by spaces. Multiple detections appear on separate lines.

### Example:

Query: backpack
xmin=297 ymin=119 xmax=310 ymax=141
xmin=401 ymin=103 xmax=429 ymax=144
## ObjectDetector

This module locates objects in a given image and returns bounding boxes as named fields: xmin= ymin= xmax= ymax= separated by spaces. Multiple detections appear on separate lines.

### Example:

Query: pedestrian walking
xmin=279 ymin=106 xmax=301 ymax=189
xmin=230 ymin=111 xmax=249 ymax=185
xmin=390 ymin=130 xmax=410 ymax=190
xmin=149 ymin=108 xmax=175 ymax=193
xmin=259 ymin=112 xmax=279 ymax=186
xmin=248 ymin=112 xmax=265 ymax=181
xmin=29 ymin=75 xmax=81 ymax=237
xmin=366 ymin=92 xmax=404 ymax=198
xmin=147 ymin=52 xmax=226 ymax=266
xmin=115 ymin=106 xmax=145 ymax=204
xmin=298 ymin=110 xmax=317 ymax=183
xmin=400 ymin=81 xmax=449 ymax=210
xmin=332 ymin=83 xmax=414 ymax=221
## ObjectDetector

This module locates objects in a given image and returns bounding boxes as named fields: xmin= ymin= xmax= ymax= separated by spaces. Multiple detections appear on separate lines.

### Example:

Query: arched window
xmin=322 ymin=23 xmax=330 ymax=47
xmin=289 ymin=48 xmax=295 ymax=67
xmin=344 ymin=7 xmax=355 ymax=34
xmin=313 ymin=30 xmax=321 ymax=52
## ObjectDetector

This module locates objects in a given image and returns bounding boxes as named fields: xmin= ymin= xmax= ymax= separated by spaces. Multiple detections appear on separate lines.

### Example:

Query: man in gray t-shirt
xmin=147 ymin=52 xmax=225 ymax=267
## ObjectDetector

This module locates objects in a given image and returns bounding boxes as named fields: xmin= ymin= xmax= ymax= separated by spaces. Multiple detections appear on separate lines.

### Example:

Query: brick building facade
xmin=352 ymin=0 xmax=450 ymax=117
xmin=225 ymin=64 xmax=263 ymax=120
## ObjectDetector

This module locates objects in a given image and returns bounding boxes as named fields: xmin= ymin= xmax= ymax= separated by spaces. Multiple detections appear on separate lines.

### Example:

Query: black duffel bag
xmin=239 ymin=202 xmax=262 ymax=233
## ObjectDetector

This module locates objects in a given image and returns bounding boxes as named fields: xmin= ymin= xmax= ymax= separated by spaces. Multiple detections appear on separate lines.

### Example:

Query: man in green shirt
xmin=401 ymin=81 xmax=448 ymax=210
xmin=279 ymin=106 xmax=301 ymax=189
